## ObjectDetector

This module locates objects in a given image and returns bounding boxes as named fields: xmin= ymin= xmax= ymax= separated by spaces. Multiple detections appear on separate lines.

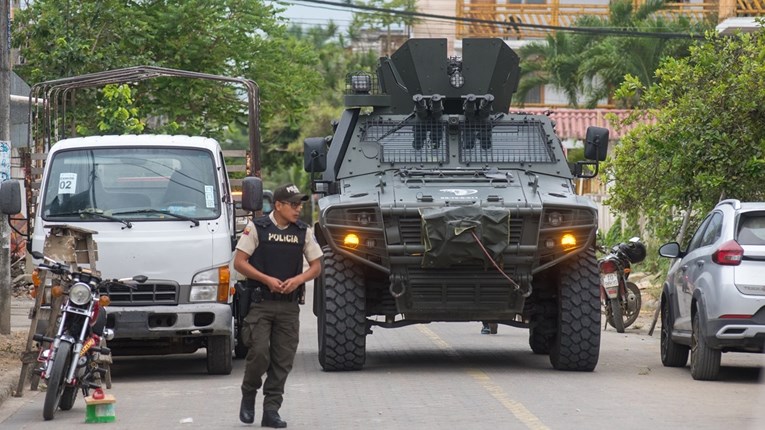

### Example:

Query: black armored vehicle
xmin=302 ymin=38 xmax=609 ymax=372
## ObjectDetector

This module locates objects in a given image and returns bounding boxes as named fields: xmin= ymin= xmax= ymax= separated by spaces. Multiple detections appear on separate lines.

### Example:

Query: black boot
xmin=239 ymin=395 xmax=256 ymax=424
xmin=261 ymin=410 xmax=287 ymax=428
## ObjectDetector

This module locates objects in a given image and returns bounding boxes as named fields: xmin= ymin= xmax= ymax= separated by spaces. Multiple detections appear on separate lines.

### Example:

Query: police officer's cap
xmin=274 ymin=183 xmax=309 ymax=204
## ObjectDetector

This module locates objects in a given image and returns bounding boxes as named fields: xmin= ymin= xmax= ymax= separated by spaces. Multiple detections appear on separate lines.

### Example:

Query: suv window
xmin=737 ymin=212 xmax=765 ymax=245
xmin=687 ymin=214 xmax=713 ymax=253
xmin=700 ymin=212 xmax=723 ymax=247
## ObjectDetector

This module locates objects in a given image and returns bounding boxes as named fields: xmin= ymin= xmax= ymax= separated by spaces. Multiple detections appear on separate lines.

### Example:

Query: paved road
xmin=2 ymin=293 xmax=763 ymax=430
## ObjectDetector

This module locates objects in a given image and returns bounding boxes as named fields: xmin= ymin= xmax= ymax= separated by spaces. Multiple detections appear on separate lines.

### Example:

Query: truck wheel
xmin=319 ymin=249 xmax=366 ymax=371
xmin=206 ymin=335 xmax=233 ymax=375
xmin=690 ymin=310 xmax=721 ymax=380
xmin=529 ymin=299 xmax=556 ymax=355
xmin=550 ymin=248 xmax=601 ymax=371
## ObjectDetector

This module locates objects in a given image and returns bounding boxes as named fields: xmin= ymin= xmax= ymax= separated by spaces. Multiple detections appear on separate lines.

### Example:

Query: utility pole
xmin=0 ymin=0 xmax=11 ymax=335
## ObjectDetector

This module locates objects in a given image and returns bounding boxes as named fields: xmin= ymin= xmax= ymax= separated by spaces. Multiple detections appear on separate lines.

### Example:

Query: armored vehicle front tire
xmin=550 ymin=248 xmax=601 ymax=371
xmin=318 ymin=249 xmax=366 ymax=371
xmin=529 ymin=298 xmax=557 ymax=355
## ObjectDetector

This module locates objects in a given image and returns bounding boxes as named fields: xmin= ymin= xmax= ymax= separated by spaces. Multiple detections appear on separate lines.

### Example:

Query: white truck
xmin=32 ymin=134 xmax=237 ymax=374
xmin=5 ymin=67 xmax=265 ymax=374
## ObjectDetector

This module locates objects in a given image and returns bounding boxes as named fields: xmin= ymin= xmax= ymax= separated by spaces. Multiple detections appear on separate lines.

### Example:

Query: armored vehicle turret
xmin=303 ymin=38 xmax=609 ymax=372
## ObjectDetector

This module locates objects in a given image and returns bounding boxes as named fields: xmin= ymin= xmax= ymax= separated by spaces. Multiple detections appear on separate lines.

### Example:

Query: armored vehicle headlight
xmin=357 ymin=212 xmax=372 ymax=226
xmin=69 ymin=282 xmax=92 ymax=305
xmin=561 ymin=234 xmax=577 ymax=249
xmin=344 ymin=233 xmax=360 ymax=249
xmin=544 ymin=238 xmax=556 ymax=249
xmin=351 ymin=74 xmax=372 ymax=93
xmin=450 ymin=71 xmax=464 ymax=88
xmin=547 ymin=212 xmax=563 ymax=227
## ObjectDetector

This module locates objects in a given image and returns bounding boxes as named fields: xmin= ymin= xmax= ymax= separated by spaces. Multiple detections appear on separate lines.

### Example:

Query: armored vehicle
xmin=303 ymin=38 xmax=609 ymax=372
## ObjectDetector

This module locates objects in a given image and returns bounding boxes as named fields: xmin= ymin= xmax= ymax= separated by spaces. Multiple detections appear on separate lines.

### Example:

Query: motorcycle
xmin=30 ymin=250 xmax=146 ymax=421
xmin=598 ymin=237 xmax=646 ymax=333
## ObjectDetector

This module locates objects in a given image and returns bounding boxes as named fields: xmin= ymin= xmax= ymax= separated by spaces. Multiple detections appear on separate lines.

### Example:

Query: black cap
xmin=273 ymin=183 xmax=308 ymax=204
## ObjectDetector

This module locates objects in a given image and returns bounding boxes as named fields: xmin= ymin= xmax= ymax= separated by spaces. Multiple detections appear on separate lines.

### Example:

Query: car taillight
xmin=600 ymin=259 xmax=618 ymax=273
xmin=712 ymin=240 xmax=744 ymax=266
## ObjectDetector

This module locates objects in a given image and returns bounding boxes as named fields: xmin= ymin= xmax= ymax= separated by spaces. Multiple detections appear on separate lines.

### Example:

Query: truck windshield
xmin=42 ymin=147 xmax=220 ymax=222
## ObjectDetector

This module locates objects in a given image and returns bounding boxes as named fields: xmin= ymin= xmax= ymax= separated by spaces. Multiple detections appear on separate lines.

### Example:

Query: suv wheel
xmin=660 ymin=294 xmax=688 ymax=367
xmin=318 ymin=249 xmax=366 ymax=371
xmin=550 ymin=248 xmax=601 ymax=371
xmin=690 ymin=310 xmax=721 ymax=380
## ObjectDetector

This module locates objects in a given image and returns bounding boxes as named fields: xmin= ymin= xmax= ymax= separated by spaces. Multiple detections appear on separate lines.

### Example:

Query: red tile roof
xmin=514 ymin=108 xmax=655 ymax=140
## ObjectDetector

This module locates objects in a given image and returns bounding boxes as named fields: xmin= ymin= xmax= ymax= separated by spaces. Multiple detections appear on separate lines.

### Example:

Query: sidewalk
xmin=0 ymin=296 xmax=35 ymax=408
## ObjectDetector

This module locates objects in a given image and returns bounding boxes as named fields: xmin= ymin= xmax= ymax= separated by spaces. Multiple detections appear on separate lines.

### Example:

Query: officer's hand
xmin=279 ymin=277 xmax=301 ymax=294
xmin=264 ymin=276 xmax=283 ymax=293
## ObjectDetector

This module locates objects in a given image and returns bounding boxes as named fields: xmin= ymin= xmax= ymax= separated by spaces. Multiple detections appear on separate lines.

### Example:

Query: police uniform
xmin=236 ymin=211 xmax=322 ymax=426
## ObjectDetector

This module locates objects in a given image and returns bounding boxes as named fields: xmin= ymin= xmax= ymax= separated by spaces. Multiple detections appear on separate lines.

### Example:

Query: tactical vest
xmin=246 ymin=216 xmax=307 ymax=290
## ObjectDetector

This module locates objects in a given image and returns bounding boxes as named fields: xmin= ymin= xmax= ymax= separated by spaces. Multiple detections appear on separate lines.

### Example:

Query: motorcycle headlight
xmin=69 ymin=283 xmax=92 ymax=306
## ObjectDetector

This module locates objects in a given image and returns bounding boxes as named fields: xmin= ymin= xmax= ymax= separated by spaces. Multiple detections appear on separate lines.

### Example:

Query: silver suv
xmin=658 ymin=199 xmax=765 ymax=380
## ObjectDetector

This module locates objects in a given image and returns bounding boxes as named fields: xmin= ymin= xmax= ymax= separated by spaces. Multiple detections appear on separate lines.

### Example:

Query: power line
xmin=283 ymin=0 xmax=705 ymax=39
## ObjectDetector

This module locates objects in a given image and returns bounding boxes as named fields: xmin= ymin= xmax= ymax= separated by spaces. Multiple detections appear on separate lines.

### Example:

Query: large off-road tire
xmin=690 ymin=310 xmax=721 ymax=381
xmin=43 ymin=340 xmax=73 ymax=420
xmin=550 ymin=248 xmax=601 ymax=371
xmin=318 ymin=249 xmax=366 ymax=371
xmin=529 ymin=299 xmax=556 ymax=355
xmin=660 ymin=294 xmax=689 ymax=367
xmin=206 ymin=335 xmax=233 ymax=375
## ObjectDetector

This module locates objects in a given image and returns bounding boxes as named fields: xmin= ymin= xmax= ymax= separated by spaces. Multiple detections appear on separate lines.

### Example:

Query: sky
xmin=276 ymin=1 xmax=354 ymax=30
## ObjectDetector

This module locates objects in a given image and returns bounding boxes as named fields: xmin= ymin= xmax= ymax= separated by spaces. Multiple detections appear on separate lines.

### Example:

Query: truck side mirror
xmin=241 ymin=176 xmax=263 ymax=213
xmin=304 ymin=137 xmax=327 ymax=173
xmin=0 ymin=180 xmax=21 ymax=215
xmin=584 ymin=126 xmax=609 ymax=161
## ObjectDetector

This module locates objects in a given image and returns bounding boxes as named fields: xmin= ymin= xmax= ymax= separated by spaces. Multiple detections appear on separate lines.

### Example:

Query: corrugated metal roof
xmin=515 ymin=108 xmax=655 ymax=140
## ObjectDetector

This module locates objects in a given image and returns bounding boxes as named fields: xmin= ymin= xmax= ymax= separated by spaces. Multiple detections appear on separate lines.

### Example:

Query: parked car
xmin=658 ymin=199 xmax=765 ymax=380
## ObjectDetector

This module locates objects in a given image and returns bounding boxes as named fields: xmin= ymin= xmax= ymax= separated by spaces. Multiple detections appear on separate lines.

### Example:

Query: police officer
xmin=233 ymin=183 xmax=322 ymax=427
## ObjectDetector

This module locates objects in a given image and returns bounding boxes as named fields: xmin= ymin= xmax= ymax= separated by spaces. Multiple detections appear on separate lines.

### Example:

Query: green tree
xmin=515 ymin=0 xmax=711 ymax=108
xmin=350 ymin=0 xmax=418 ymax=55
xmin=608 ymin=29 xmax=765 ymax=245
xmin=516 ymin=31 xmax=590 ymax=107
xmin=13 ymin=0 xmax=322 ymax=167
xmin=76 ymin=84 xmax=146 ymax=136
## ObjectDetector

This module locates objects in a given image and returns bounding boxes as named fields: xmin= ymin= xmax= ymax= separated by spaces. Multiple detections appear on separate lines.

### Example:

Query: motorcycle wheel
xmin=607 ymin=297 xmax=625 ymax=333
xmin=43 ymin=340 xmax=73 ymax=421
xmin=621 ymin=282 xmax=642 ymax=329
xmin=59 ymin=385 xmax=78 ymax=411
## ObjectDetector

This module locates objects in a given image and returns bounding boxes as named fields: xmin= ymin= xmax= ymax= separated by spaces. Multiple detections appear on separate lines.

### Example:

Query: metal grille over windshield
xmin=364 ymin=119 xmax=449 ymax=164
xmin=460 ymin=120 xmax=553 ymax=164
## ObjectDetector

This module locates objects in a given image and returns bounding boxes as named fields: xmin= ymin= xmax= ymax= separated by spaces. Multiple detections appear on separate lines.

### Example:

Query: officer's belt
xmin=260 ymin=289 xmax=299 ymax=302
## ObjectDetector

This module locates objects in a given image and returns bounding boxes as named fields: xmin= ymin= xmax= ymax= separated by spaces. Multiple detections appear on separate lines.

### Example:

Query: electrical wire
xmin=281 ymin=0 xmax=705 ymax=39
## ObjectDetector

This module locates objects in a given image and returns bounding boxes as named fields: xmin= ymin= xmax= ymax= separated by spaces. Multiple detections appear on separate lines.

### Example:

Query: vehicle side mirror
xmin=658 ymin=242 xmax=682 ymax=258
xmin=304 ymin=137 xmax=327 ymax=173
xmin=241 ymin=176 xmax=263 ymax=213
xmin=0 ymin=180 xmax=21 ymax=215
xmin=584 ymin=126 xmax=609 ymax=161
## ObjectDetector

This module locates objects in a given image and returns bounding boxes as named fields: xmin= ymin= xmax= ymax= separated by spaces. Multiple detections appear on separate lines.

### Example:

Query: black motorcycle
xmin=598 ymin=238 xmax=645 ymax=333
xmin=31 ymin=251 xmax=146 ymax=421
